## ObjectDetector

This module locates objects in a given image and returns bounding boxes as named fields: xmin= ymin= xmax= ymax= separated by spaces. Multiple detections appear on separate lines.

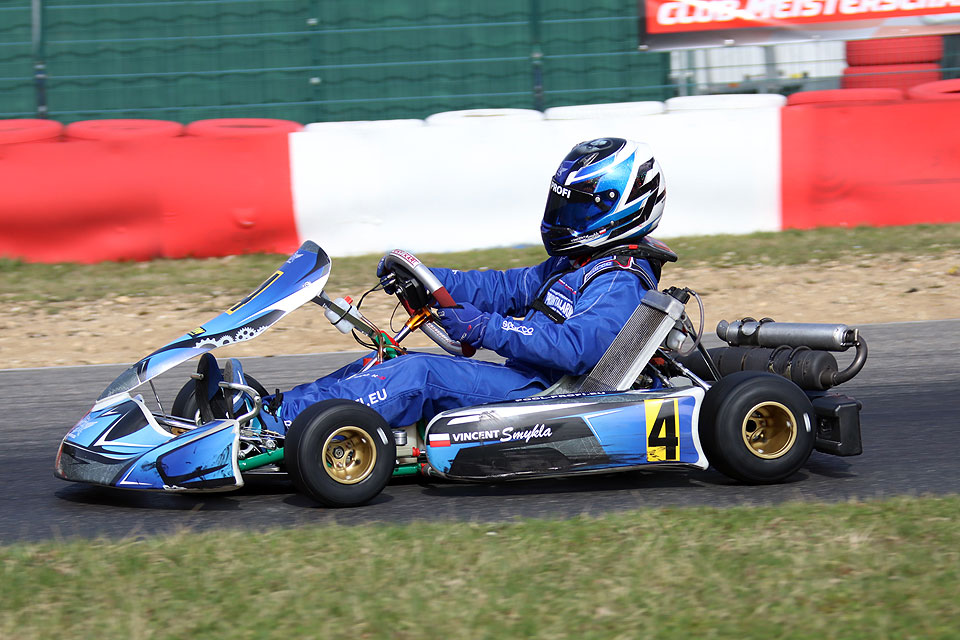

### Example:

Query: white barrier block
xmin=666 ymin=94 xmax=787 ymax=110
xmin=291 ymin=102 xmax=782 ymax=257
xmin=544 ymin=101 xmax=665 ymax=120
xmin=290 ymin=125 xmax=561 ymax=257
xmin=425 ymin=108 xmax=544 ymax=126
xmin=304 ymin=119 xmax=424 ymax=132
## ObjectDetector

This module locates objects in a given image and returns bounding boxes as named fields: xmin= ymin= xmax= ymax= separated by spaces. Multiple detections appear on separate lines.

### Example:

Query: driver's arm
xmin=430 ymin=257 xmax=565 ymax=317
xmin=480 ymin=269 xmax=651 ymax=375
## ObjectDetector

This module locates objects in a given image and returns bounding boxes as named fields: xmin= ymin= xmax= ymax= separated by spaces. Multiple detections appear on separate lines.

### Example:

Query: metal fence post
xmin=529 ymin=0 xmax=544 ymax=112
xmin=31 ymin=0 xmax=48 ymax=118
xmin=762 ymin=45 xmax=778 ymax=94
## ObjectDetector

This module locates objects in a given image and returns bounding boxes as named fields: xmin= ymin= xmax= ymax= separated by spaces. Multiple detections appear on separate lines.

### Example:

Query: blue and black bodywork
xmin=56 ymin=395 xmax=242 ymax=491
xmin=425 ymin=388 xmax=707 ymax=481
xmin=55 ymin=241 xmax=331 ymax=492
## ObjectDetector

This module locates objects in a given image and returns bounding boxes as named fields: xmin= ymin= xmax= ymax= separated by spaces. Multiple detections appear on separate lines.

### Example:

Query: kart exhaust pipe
xmin=716 ymin=319 xmax=859 ymax=352
xmin=712 ymin=319 xmax=867 ymax=389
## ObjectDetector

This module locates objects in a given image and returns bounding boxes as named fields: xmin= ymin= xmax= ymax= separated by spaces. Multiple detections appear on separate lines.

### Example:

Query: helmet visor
xmin=544 ymin=180 xmax=617 ymax=229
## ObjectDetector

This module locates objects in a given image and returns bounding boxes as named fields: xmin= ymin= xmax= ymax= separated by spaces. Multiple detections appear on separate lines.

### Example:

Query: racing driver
xmin=267 ymin=137 xmax=673 ymax=429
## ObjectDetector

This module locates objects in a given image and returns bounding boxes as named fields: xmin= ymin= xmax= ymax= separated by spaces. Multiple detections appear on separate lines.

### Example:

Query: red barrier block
xmin=846 ymin=36 xmax=943 ymax=66
xmin=907 ymin=79 xmax=960 ymax=100
xmin=0 ymin=134 xmax=299 ymax=263
xmin=65 ymin=119 xmax=184 ymax=140
xmin=842 ymin=64 xmax=940 ymax=90
xmin=186 ymin=118 xmax=303 ymax=137
xmin=0 ymin=119 xmax=63 ymax=144
xmin=787 ymin=88 xmax=904 ymax=106
xmin=0 ymin=141 xmax=163 ymax=262
xmin=782 ymin=101 xmax=960 ymax=230
xmin=152 ymin=135 xmax=300 ymax=259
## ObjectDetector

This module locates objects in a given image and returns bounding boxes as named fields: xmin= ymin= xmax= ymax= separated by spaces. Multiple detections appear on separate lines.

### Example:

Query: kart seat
xmin=195 ymin=352 xmax=232 ymax=422
xmin=536 ymin=289 xmax=685 ymax=396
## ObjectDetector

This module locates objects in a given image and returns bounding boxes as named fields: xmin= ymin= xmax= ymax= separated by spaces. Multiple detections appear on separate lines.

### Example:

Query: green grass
xmin=2 ymin=224 xmax=959 ymax=304
xmin=1 ymin=496 xmax=957 ymax=639
xmin=4 ymin=226 xmax=957 ymax=637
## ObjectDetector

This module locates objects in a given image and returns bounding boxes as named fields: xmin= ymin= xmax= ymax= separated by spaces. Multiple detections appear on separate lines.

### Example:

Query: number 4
xmin=646 ymin=399 xmax=679 ymax=462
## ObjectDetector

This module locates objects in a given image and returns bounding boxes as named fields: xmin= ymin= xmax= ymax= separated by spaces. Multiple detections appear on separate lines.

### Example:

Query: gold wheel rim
xmin=322 ymin=426 xmax=377 ymax=485
xmin=740 ymin=401 xmax=797 ymax=459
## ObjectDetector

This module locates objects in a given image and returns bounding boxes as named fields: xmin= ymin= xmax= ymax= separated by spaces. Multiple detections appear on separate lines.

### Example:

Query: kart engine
xmin=704 ymin=319 xmax=868 ymax=390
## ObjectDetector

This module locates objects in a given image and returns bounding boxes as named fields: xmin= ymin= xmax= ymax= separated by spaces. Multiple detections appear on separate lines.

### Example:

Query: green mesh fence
xmin=0 ymin=4 xmax=34 ymax=117
xmin=540 ymin=5 xmax=671 ymax=106
xmin=0 ymin=0 xmax=671 ymax=123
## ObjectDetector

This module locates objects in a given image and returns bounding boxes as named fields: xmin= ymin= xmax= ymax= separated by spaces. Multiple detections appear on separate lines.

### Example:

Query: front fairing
xmin=56 ymin=393 xmax=243 ymax=492
xmin=98 ymin=240 xmax=330 ymax=402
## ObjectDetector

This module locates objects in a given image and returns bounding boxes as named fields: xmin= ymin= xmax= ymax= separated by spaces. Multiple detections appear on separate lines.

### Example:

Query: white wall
xmin=290 ymin=96 xmax=783 ymax=257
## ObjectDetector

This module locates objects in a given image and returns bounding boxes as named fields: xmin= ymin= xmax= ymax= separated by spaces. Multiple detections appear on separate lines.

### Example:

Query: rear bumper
xmin=811 ymin=394 xmax=863 ymax=457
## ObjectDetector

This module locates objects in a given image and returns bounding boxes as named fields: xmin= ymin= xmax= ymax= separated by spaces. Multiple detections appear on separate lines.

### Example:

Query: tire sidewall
xmin=701 ymin=371 xmax=815 ymax=484
xmin=284 ymin=399 xmax=396 ymax=507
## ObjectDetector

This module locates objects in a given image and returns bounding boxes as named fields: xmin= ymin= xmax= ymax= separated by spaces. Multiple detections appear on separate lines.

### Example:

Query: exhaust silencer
xmin=713 ymin=319 xmax=867 ymax=387
xmin=717 ymin=319 xmax=858 ymax=352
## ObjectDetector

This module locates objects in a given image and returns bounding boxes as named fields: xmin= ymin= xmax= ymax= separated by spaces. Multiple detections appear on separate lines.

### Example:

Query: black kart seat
xmin=195 ymin=352 xmax=231 ymax=422
xmin=536 ymin=289 xmax=685 ymax=396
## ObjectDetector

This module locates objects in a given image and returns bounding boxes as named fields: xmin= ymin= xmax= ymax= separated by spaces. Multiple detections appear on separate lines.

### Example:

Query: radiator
xmin=576 ymin=290 xmax=684 ymax=393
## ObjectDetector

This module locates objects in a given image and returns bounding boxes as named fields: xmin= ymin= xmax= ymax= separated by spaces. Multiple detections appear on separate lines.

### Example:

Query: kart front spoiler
xmin=55 ymin=393 xmax=244 ymax=492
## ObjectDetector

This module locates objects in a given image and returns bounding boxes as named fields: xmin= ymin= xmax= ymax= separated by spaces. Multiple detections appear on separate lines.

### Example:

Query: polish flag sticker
xmin=429 ymin=433 xmax=451 ymax=447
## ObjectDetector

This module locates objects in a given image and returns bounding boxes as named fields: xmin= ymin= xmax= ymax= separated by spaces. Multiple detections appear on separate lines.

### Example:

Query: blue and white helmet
xmin=541 ymin=138 xmax=666 ymax=257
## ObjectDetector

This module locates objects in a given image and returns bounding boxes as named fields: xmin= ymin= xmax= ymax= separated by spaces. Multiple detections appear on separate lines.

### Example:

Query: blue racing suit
xmin=276 ymin=252 xmax=660 ymax=428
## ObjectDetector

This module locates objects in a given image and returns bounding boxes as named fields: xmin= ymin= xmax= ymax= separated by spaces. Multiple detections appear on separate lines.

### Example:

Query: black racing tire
xmin=171 ymin=372 xmax=268 ymax=423
xmin=699 ymin=371 xmax=816 ymax=484
xmin=284 ymin=400 xmax=396 ymax=508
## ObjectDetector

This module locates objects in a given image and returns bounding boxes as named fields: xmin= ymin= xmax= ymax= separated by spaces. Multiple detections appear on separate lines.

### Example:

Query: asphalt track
xmin=2 ymin=319 xmax=958 ymax=544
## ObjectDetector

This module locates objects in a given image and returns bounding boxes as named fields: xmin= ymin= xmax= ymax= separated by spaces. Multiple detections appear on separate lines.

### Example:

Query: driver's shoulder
xmin=575 ymin=254 xmax=658 ymax=292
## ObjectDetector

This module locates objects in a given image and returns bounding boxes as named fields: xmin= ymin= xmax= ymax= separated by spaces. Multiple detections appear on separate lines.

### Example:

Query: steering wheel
xmin=380 ymin=249 xmax=476 ymax=357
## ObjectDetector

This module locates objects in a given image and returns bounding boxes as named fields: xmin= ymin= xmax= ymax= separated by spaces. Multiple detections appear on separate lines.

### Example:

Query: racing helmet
xmin=541 ymin=138 xmax=666 ymax=257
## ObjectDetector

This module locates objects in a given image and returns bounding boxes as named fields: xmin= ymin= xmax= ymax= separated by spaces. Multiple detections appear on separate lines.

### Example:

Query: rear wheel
xmin=284 ymin=400 xmax=396 ymax=507
xmin=699 ymin=372 xmax=815 ymax=484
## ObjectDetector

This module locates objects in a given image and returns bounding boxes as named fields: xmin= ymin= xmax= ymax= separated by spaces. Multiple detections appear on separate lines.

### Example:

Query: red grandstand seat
xmin=846 ymin=36 xmax=944 ymax=66
xmin=841 ymin=64 xmax=941 ymax=91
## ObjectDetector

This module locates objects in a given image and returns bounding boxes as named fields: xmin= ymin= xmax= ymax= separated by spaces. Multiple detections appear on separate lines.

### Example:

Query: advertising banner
xmin=639 ymin=0 xmax=960 ymax=48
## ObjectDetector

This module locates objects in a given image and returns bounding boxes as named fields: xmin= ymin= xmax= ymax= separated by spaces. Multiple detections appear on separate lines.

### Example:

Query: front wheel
xmin=284 ymin=400 xmax=396 ymax=507
xmin=699 ymin=371 xmax=815 ymax=484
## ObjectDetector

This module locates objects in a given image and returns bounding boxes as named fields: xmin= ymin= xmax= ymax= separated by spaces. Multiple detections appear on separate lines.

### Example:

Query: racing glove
xmin=435 ymin=302 xmax=489 ymax=347
xmin=377 ymin=255 xmax=401 ymax=295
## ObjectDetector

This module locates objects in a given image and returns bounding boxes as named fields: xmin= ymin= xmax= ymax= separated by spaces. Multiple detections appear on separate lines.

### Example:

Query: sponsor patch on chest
xmin=543 ymin=288 xmax=575 ymax=319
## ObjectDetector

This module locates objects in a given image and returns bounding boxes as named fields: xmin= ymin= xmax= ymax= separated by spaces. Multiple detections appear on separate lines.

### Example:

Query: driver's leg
xmin=275 ymin=352 xmax=548 ymax=428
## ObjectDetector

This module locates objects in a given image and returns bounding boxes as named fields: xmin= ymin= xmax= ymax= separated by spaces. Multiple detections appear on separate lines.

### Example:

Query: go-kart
xmin=55 ymin=240 xmax=867 ymax=507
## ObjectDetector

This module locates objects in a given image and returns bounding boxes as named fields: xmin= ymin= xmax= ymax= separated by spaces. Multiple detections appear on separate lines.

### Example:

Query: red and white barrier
xmin=1 ymin=93 xmax=958 ymax=264
xmin=290 ymin=94 xmax=785 ymax=256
